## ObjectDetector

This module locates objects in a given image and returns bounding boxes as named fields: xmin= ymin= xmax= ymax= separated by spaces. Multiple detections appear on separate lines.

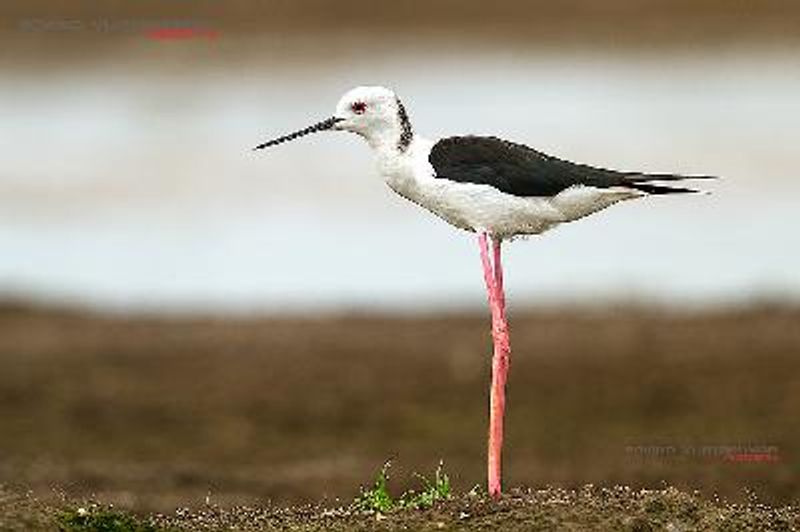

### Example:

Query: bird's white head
xmin=254 ymin=85 xmax=413 ymax=153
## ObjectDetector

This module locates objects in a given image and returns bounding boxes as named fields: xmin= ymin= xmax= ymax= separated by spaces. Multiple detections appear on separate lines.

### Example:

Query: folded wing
xmin=429 ymin=136 xmax=716 ymax=197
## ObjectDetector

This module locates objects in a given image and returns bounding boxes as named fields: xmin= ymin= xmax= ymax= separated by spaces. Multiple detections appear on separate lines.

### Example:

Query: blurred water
xmin=1 ymin=46 xmax=798 ymax=312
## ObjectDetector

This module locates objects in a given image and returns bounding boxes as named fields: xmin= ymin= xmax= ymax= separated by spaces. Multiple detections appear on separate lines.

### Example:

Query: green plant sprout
xmin=353 ymin=461 xmax=451 ymax=513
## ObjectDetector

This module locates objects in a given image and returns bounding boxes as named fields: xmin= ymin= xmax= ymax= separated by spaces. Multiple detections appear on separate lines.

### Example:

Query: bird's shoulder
xmin=430 ymin=135 xmax=549 ymax=165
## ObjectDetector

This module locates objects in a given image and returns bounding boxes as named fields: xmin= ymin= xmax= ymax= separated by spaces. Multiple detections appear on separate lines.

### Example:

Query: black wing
xmin=429 ymin=136 xmax=715 ymax=197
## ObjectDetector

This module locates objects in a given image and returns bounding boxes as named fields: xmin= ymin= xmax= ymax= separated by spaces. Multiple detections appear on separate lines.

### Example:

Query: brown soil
xmin=2 ymin=485 xmax=799 ymax=531
xmin=0 ymin=303 xmax=798 ymax=516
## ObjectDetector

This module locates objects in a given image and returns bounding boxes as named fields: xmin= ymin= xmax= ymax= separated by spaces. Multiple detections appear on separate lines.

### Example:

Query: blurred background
xmin=0 ymin=0 xmax=798 ymax=512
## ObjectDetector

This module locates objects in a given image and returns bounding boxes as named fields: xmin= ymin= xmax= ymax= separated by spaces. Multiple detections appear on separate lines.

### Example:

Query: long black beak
xmin=253 ymin=116 xmax=343 ymax=151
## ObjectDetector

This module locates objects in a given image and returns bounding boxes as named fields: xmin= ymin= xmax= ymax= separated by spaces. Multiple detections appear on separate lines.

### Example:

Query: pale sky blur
xmin=2 ymin=6 xmax=799 ymax=313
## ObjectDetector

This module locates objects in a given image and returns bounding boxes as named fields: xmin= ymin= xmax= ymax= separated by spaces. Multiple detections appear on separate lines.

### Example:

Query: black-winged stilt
xmin=254 ymin=86 xmax=714 ymax=499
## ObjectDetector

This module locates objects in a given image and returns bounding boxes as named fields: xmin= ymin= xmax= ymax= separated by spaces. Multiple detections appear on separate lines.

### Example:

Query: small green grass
xmin=58 ymin=505 xmax=157 ymax=532
xmin=352 ymin=461 xmax=451 ymax=513
xmin=398 ymin=462 xmax=451 ymax=510
xmin=352 ymin=461 xmax=395 ymax=513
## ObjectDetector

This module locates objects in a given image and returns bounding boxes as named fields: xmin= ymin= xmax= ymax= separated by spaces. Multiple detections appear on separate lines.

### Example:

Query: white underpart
xmin=333 ymin=86 xmax=645 ymax=240
xmin=378 ymin=136 xmax=643 ymax=239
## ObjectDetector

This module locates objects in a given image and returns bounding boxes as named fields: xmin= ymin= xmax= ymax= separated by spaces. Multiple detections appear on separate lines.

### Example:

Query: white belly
xmin=387 ymin=177 xmax=642 ymax=239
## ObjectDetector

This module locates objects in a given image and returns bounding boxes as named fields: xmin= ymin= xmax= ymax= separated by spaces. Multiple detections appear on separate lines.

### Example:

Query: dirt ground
xmin=2 ymin=484 xmax=799 ymax=531
xmin=0 ymin=303 xmax=798 ymax=517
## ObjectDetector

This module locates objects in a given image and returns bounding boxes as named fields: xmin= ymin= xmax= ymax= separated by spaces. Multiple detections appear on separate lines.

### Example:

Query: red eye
xmin=351 ymin=101 xmax=367 ymax=114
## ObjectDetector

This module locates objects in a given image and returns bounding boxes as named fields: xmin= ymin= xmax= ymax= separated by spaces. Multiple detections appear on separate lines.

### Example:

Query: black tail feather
xmin=626 ymin=172 xmax=719 ymax=182
xmin=623 ymin=171 xmax=718 ymax=194
xmin=629 ymin=182 xmax=700 ymax=195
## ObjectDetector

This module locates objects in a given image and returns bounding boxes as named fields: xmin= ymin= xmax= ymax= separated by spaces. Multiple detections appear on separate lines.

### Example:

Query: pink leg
xmin=478 ymin=232 xmax=511 ymax=499
xmin=493 ymin=238 xmax=506 ymax=318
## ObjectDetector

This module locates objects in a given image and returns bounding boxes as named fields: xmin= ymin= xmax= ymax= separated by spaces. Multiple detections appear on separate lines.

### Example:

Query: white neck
xmin=373 ymin=132 xmax=434 ymax=192
xmin=365 ymin=124 xmax=404 ymax=154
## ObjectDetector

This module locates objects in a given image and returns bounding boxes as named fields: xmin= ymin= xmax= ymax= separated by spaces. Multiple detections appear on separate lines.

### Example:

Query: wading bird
xmin=254 ymin=86 xmax=713 ymax=499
